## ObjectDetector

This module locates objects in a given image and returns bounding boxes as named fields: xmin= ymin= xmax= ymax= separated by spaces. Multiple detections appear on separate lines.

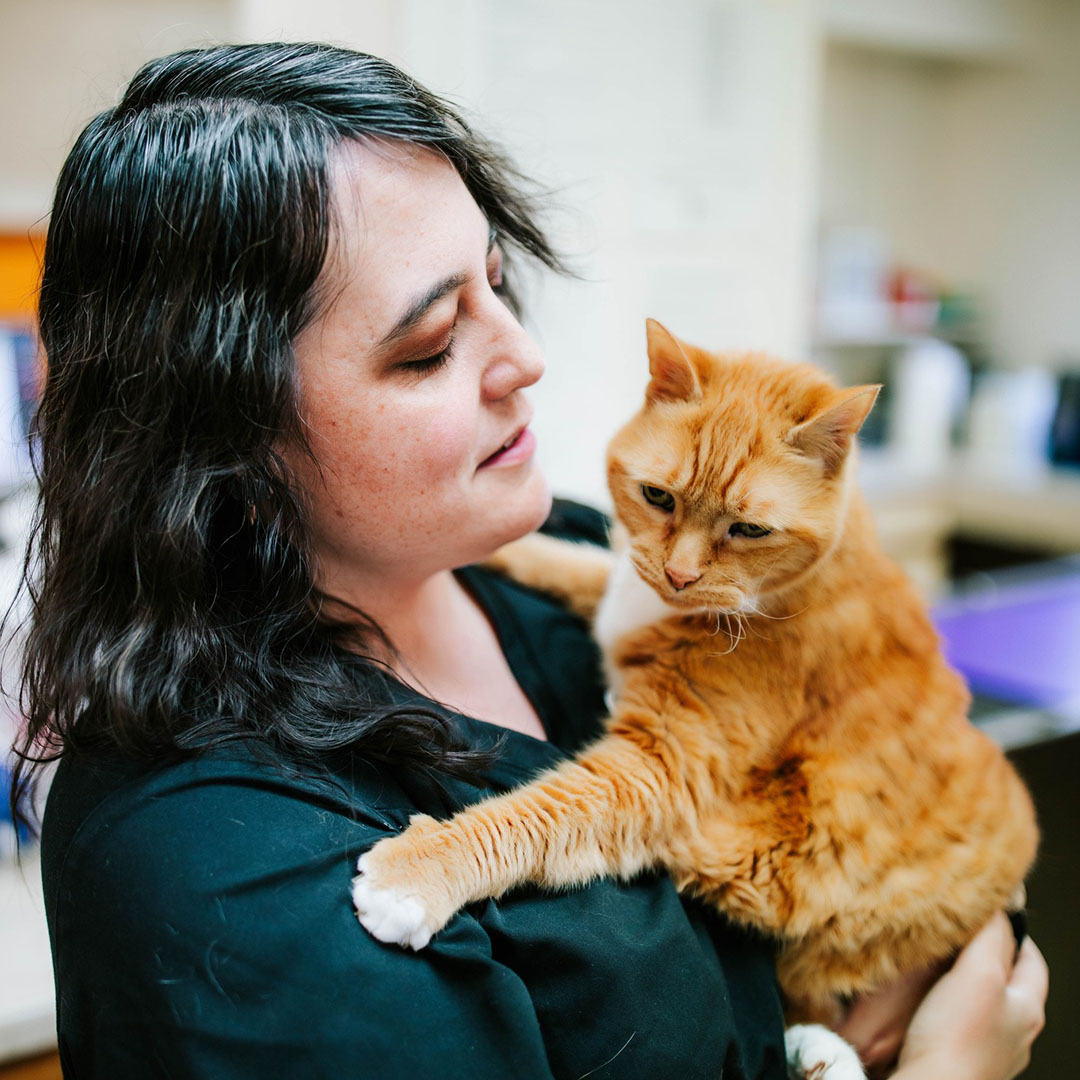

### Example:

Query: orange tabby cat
xmin=352 ymin=319 xmax=1037 ymax=1073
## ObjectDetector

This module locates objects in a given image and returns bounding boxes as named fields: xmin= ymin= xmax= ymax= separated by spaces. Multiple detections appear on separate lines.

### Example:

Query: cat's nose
xmin=665 ymin=566 xmax=701 ymax=590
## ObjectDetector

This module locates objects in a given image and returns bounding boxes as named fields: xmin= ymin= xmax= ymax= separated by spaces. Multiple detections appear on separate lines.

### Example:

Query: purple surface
xmin=933 ymin=573 xmax=1080 ymax=709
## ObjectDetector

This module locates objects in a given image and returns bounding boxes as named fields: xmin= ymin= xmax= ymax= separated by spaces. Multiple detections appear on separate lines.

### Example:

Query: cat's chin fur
xmin=594 ymin=551 xmax=704 ymax=691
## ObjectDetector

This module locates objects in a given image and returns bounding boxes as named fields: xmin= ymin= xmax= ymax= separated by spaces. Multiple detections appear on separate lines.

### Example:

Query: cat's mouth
xmin=632 ymin=558 xmax=744 ymax=613
xmin=686 ymin=590 xmax=745 ymax=615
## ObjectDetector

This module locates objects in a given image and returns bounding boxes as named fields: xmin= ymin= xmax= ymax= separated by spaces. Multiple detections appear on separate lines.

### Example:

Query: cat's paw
xmin=351 ymin=815 xmax=462 ymax=950
xmin=785 ymin=1024 xmax=865 ymax=1080
xmin=352 ymin=858 xmax=436 ymax=950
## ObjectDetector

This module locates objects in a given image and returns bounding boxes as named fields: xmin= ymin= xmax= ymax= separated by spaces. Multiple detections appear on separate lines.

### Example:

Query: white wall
xmin=819 ymin=44 xmax=957 ymax=277
xmin=466 ymin=0 xmax=820 ymax=506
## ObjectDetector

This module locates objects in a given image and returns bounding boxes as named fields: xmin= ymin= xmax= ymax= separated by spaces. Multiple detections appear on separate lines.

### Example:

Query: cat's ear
xmin=786 ymin=385 xmax=881 ymax=476
xmin=645 ymin=318 xmax=702 ymax=405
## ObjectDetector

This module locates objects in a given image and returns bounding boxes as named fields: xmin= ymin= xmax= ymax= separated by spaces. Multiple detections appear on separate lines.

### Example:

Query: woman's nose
xmin=481 ymin=308 xmax=545 ymax=400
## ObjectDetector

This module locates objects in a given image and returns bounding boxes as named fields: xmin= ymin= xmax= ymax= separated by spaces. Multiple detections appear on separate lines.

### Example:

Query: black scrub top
xmin=40 ymin=504 xmax=787 ymax=1079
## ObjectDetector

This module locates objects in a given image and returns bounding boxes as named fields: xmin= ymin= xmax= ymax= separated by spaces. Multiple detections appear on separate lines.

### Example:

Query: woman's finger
xmin=954 ymin=912 xmax=1014 ymax=982
xmin=1007 ymin=937 xmax=1049 ymax=1033
xmin=836 ymin=961 xmax=943 ymax=1066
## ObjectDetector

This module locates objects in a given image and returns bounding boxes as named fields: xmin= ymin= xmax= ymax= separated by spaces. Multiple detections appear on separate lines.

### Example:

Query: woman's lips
xmin=478 ymin=426 xmax=537 ymax=469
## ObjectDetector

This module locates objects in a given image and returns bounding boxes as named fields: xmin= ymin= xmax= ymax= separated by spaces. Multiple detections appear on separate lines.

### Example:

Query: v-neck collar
xmin=353 ymin=563 xmax=607 ymax=790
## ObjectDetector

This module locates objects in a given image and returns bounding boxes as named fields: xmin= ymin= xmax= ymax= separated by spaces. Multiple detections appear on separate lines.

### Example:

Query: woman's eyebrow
xmin=376 ymin=226 xmax=499 ymax=350
xmin=377 ymin=271 xmax=469 ymax=348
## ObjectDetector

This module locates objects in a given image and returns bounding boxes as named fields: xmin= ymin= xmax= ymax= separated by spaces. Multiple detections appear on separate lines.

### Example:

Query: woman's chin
xmin=470 ymin=467 xmax=552 ymax=561
xmin=506 ymin=468 xmax=553 ymax=539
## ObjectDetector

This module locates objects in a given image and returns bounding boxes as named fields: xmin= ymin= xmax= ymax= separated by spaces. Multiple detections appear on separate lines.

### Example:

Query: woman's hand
xmin=890 ymin=912 xmax=1048 ymax=1080
xmin=834 ymin=959 xmax=947 ymax=1077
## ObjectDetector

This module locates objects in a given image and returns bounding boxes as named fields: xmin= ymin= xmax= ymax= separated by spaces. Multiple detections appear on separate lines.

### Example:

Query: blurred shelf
xmin=858 ymin=449 xmax=1080 ymax=596
xmin=812 ymin=331 xmax=981 ymax=351
xmin=823 ymin=0 xmax=1029 ymax=63
xmin=947 ymin=457 xmax=1080 ymax=552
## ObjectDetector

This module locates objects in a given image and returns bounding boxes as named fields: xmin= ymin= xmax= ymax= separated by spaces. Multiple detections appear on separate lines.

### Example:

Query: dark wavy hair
xmin=10 ymin=41 xmax=564 ymax=830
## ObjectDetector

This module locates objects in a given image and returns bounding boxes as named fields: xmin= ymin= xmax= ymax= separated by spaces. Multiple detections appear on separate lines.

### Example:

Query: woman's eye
xmin=729 ymin=521 xmax=771 ymax=538
xmin=641 ymin=484 xmax=675 ymax=511
xmin=399 ymin=340 xmax=453 ymax=379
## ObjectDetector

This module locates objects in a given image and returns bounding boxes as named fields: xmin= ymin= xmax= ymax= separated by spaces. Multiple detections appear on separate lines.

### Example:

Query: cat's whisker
xmin=743 ymin=555 xmax=813 ymax=623
xmin=749 ymin=550 xmax=788 ymax=595
xmin=739 ymin=609 xmax=771 ymax=641
xmin=744 ymin=596 xmax=811 ymax=622
xmin=707 ymin=612 xmax=745 ymax=656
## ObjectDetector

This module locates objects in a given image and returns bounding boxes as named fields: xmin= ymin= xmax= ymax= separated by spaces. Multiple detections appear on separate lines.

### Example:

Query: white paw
xmin=785 ymin=1024 xmax=865 ymax=1080
xmin=352 ymin=853 xmax=434 ymax=951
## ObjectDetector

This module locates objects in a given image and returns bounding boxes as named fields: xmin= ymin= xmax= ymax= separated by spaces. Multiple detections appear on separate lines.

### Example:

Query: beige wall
xmin=0 ymin=0 xmax=234 ymax=228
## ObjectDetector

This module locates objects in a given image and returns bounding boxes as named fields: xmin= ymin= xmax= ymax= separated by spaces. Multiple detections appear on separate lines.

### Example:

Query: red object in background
xmin=887 ymin=266 xmax=940 ymax=333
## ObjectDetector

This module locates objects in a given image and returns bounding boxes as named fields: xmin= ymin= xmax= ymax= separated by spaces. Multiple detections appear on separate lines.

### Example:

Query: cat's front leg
xmin=483 ymin=531 xmax=615 ymax=621
xmin=353 ymin=734 xmax=672 ymax=949
xmin=352 ymin=813 xmax=473 ymax=949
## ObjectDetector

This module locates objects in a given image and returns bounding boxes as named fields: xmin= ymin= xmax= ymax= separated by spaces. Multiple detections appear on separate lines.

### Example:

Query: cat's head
xmin=606 ymin=319 xmax=879 ymax=613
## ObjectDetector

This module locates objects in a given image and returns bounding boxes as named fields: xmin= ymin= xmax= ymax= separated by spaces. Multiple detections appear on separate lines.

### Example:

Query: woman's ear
xmin=645 ymin=318 xmax=702 ymax=405
xmin=786 ymin=385 xmax=881 ymax=476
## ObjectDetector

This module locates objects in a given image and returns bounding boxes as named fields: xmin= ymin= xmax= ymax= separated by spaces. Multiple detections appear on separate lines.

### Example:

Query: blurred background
xmin=0 ymin=0 xmax=1076 ymax=1076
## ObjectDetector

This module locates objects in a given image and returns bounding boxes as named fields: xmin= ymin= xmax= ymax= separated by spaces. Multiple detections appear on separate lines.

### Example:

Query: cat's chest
xmin=593 ymin=552 xmax=684 ymax=693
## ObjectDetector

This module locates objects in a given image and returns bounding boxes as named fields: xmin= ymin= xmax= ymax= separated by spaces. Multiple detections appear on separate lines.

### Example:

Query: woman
xmin=14 ymin=43 xmax=1045 ymax=1079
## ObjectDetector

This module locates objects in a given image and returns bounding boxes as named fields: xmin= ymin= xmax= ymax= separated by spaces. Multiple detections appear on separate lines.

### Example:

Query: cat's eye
xmin=729 ymin=522 xmax=771 ymax=538
xmin=641 ymin=484 xmax=675 ymax=512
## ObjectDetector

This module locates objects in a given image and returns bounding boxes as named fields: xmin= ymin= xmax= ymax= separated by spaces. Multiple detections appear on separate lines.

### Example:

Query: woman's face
xmin=290 ymin=140 xmax=552 ymax=598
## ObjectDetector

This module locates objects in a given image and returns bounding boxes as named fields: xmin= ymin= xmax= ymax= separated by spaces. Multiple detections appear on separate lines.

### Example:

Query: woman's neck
xmin=321 ymin=566 xmax=465 ymax=671
xmin=319 ymin=564 xmax=547 ymax=740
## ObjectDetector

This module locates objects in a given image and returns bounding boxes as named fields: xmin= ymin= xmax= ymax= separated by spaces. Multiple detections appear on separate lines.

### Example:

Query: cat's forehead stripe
xmin=635 ymin=422 xmax=699 ymax=488
xmin=731 ymin=474 xmax=805 ymax=529
xmin=688 ymin=407 xmax=763 ymax=504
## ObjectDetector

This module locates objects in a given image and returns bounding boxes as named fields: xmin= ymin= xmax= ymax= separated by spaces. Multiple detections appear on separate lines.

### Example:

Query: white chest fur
xmin=593 ymin=552 xmax=683 ymax=695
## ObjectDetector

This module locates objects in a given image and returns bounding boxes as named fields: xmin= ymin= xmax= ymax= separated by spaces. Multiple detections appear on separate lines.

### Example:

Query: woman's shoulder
xmin=41 ymin=744 xmax=419 ymax=1001
xmin=538 ymin=497 xmax=611 ymax=547
xmin=39 ymin=746 xmax=555 ymax=1077
xmin=41 ymin=745 xmax=407 ymax=917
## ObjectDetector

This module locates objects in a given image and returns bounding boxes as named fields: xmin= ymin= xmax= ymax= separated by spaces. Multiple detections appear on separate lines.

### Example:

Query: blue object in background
xmin=1 ymin=759 xmax=31 ymax=847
